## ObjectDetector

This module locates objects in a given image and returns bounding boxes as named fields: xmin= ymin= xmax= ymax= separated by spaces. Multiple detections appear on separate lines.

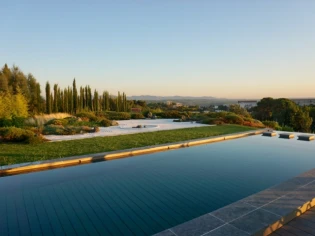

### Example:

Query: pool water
xmin=1 ymin=134 xmax=315 ymax=235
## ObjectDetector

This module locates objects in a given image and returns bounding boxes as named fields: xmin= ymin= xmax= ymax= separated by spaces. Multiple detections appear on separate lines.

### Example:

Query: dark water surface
xmin=1 ymin=135 xmax=315 ymax=235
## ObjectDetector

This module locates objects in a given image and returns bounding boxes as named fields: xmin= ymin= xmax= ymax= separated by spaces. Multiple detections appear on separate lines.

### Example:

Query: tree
xmin=45 ymin=82 xmax=51 ymax=114
xmin=73 ymin=78 xmax=77 ymax=113
xmin=292 ymin=107 xmax=313 ymax=132
xmin=53 ymin=84 xmax=58 ymax=113
xmin=0 ymin=74 xmax=9 ymax=92
xmin=229 ymin=104 xmax=251 ymax=117
xmin=252 ymin=97 xmax=274 ymax=121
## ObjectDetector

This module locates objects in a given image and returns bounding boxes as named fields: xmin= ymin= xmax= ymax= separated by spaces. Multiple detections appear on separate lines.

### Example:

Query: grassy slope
xmin=0 ymin=125 xmax=256 ymax=166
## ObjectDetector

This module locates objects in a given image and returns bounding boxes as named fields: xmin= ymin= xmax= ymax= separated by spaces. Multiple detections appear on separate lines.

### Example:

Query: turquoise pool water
xmin=1 ymin=134 xmax=315 ymax=235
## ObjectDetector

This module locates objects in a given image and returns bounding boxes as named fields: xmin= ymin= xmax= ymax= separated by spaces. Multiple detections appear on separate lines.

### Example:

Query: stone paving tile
xmin=243 ymin=177 xmax=311 ymax=208
xmin=210 ymin=201 xmax=255 ymax=223
xmin=203 ymin=224 xmax=250 ymax=236
xmin=229 ymin=209 xmax=279 ymax=235
xmin=261 ymin=193 xmax=308 ymax=216
xmin=153 ymin=229 xmax=176 ymax=236
xmin=242 ymin=189 xmax=283 ymax=208
xmin=170 ymin=214 xmax=224 ymax=236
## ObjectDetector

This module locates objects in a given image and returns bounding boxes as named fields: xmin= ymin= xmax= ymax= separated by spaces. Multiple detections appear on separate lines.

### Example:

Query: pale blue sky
xmin=1 ymin=0 xmax=315 ymax=99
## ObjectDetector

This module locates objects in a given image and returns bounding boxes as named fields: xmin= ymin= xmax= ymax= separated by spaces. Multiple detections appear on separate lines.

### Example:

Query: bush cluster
xmin=98 ymin=111 xmax=131 ymax=120
xmin=42 ymin=125 xmax=100 ymax=135
xmin=0 ymin=127 xmax=43 ymax=144
xmin=262 ymin=121 xmax=281 ymax=130
xmin=76 ymin=112 xmax=99 ymax=122
xmin=131 ymin=113 xmax=145 ymax=119
xmin=0 ymin=116 xmax=26 ymax=128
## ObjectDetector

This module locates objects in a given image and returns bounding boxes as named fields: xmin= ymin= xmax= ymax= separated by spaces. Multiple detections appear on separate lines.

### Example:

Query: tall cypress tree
xmin=73 ymin=78 xmax=77 ymax=114
xmin=53 ymin=84 xmax=58 ymax=113
xmin=64 ymin=88 xmax=68 ymax=113
xmin=45 ymin=82 xmax=51 ymax=114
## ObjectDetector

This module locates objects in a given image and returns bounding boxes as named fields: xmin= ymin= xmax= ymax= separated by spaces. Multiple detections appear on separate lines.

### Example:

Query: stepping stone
xmin=279 ymin=133 xmax=294 ymax=139
xmin=263 ymin=132 xmax=277 ymax=137
xmin=298 ymin=135 xmax=315 ymax=141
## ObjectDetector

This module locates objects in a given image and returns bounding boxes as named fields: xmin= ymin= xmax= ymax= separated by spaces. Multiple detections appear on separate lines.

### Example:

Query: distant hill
xmin=127 ymin=95 xmax=237 ymax=106
xmin=128 ymin=95 xmax=215 ymax=100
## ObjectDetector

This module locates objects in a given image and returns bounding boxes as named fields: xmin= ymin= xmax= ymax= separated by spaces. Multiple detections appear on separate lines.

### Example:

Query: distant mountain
xmin=128 ymin=95 xmax=216 ymax=100
xmin=127 ymin=95 xmax=237 ymax=106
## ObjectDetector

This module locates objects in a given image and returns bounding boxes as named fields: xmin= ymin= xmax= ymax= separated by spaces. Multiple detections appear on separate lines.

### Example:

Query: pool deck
xmin=270 ymin=206 xmax=315 ymax=236
xmin=155 ymin=168 xmax=315 ymax=236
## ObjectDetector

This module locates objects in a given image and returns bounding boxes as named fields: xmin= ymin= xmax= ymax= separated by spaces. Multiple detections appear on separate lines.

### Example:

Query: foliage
xmin=98 ymin=111 xmax=131 ymax=120
xmin=281 ymin=126 xmax=294 ymax=132
xmin=253 ymin=97 xmax=313 ymax=132
xmin=99 ymin=118 xmax=111 ymax=127
xmin=228 ymin=104 xmax=251 ymax=117
xmin=157 ymin=111 xmax=183 ymax=118
xmin=76 ymin=112 xmax=100 ymax=122
xmin=42 ymin=124 xmax=100 ymax=135
xmin=0 ymin=127 xmax=42 ymax=144
xmin=131 ymin=113 xmax=145 ymax=119
xmin=0 ymin=92 xmax=28 ymax=119
xmin=25 ymin=113 xmax=72 ymax=127
xmin=262 ymin=121 xmax=281 ymax=130
xmin=223 ymin=114 xmax=244 ymax=125
xmin=0 ymin=125 xmax=256 ymax=166
xmin=45 ymin=118 xmax=69 ymax=126
xmin=0 ymin=116 xmax=26 ymax=128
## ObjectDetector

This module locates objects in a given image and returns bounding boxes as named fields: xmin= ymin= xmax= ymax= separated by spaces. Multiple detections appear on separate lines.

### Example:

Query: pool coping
xmin=0 ymin=129 xmax=264 ymax=176
xmin=154 ymin=167 xmax=315 ymax=236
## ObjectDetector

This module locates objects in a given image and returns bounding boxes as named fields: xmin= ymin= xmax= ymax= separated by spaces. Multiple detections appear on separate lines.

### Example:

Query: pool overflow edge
xmin=0 ymin=129 xmax=264 ymax=176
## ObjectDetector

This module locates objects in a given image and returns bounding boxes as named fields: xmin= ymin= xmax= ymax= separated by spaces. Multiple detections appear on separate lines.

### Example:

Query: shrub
xmin=99 ymin=118 xmax=112 ymax=127
xmin=158 ymin=111 xmax=182 ymax=119
xmin=201 ymin=118 xmax=225 ymax=125
xmin=0 ymin=127 xmax=38 ymax=143
xmin=0 ymin=116 xmax=26 ymax=128
xmin=281 ymin=125 xmax=294 ymax=132
xmin=42 ymin=124 xmax=100 ymax=135
xmin=42 ymin=125 xmax=66 ymax=135
xmin=97 ymin=111 xmax=131 ymax=120
xmin=76 ymin=112 xmax=99 ymax=122
xmin=131 ymin=113 xmax=145 ymax=119
xmin=45 ymin=118 xmax=69 ymax=126
xmin=223 ymin=115 xmax=244 ymax=125
xmin=262 ymin=121 xmax=281 ymax=130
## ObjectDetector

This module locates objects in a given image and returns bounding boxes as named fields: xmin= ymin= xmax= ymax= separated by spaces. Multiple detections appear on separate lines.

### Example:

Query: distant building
xmin=238 ymin=100 xmax=258 ymax=109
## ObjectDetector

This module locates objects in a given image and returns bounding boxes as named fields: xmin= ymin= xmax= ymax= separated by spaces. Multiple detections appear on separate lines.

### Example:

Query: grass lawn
xmin=0 ymin=125 xmax=257 ymax=166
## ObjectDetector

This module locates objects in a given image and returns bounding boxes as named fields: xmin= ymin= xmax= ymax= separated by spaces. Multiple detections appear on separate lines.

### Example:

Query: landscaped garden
xmin=0 ymin=125 xmax=256 ymax=166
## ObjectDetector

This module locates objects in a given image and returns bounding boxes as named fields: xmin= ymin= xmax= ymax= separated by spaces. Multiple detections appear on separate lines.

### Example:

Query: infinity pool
xmin=1 ymin=134 xmax=315 ymax=235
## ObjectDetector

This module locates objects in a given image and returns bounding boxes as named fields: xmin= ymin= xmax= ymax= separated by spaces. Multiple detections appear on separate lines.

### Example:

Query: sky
xmin=1 ymin=0 xmax=315 ymax=99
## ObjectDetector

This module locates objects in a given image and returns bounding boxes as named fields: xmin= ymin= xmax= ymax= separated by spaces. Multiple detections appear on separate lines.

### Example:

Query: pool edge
xmin=0 ymin=129 xmax=264 ymax=176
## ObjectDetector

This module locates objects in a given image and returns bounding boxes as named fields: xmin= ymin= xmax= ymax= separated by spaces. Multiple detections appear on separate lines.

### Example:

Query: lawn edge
xmin=0 ymin=128 xmax=265 ymax=176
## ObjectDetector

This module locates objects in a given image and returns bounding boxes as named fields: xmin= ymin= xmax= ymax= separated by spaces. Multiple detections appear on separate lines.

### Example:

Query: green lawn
xmin=0 ymin=125 xmax=256 ymax=166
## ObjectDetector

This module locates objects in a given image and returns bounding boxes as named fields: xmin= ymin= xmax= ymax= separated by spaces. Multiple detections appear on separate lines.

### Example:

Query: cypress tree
xmin=45 ymin=82 xmax=51 ymax=114
xmin=73 ymin=78 xmax=77 ymax=113
xmin=53 ymin=84 xmax=58 ymax=113
xmin=64 ymin=88 xmax=68 ymax=113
